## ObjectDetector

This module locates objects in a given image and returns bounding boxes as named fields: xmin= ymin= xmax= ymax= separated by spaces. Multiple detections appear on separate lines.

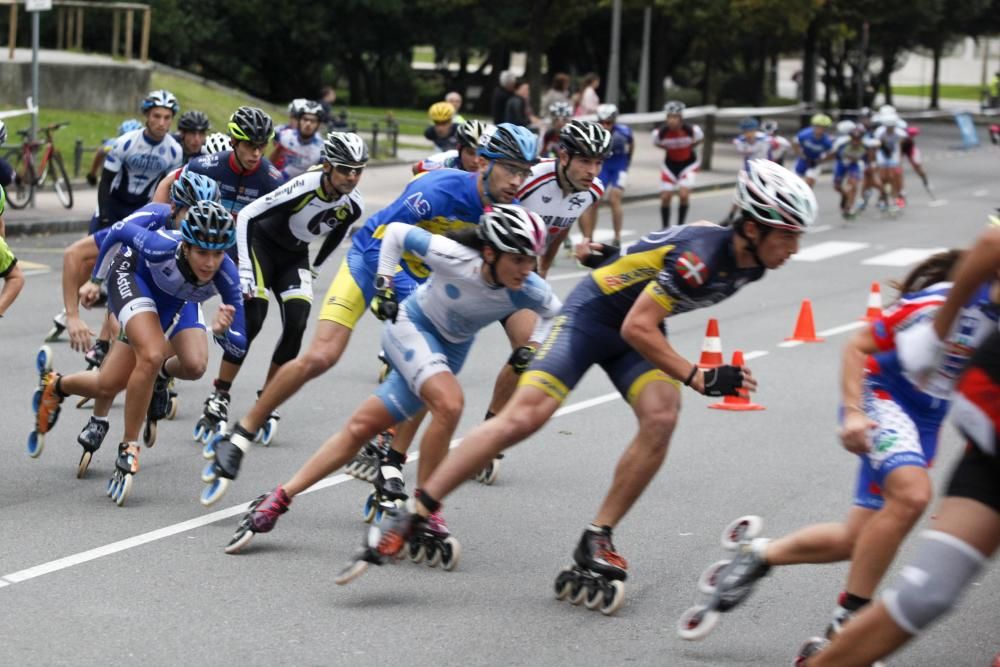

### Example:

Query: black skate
xmin=554 ymin=526 xmax=627 ymax=616
xmin=363 ymin=459 xmax=407 ymax=523
xmin=474 ymin=452 xmax=504 ymax=485
xmin=106 ymin=441 xmax=139 ymax=507
xmin=76 ymin=416 xmax=109 ymax=478
xmin=201 ymin=425 xmax=254 ymax=507
xmin=142 ymin=375 xmax=172 ymax=447
xmin=193 ymin=389 xmax=229 ymax=444
xmin=793 ymin=637 xmax=829 ymax=666
xmin=677 ymin=515 xmax=770 ymax=640
xmin=406 ymin=510 xmax=461 ymax=570
xmin=334 ymin=506 xmax=420 ymax=586
xmin=346 ymin=430 xmax=391 ymax=482
xmin=44 ymin=309 xmax=67 ymax=342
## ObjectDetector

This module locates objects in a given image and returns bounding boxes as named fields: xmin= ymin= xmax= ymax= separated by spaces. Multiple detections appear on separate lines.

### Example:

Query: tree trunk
xmin=527 ymin=0 xmax=548 ymax=114
xmin=650 ymin=10 xmax=668 ymax=110
xmin=802 ymin=19 xmax=819 ymax=106
xmin=930 ymin=41 xmax=942 ymax=110
xmin=702 ymin=56 xmax=713 ymax=105
xmin=881 ymin=48 xmax=895 ymax=105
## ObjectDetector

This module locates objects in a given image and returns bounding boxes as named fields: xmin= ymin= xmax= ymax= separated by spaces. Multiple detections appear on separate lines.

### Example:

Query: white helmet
xmin=878 ymin=104 xmax=896 ymax=117
xmin=204 ymin=132 xmax=232 ymax=155
xmin=735 ymin=159 xmax=817 ymax=231
xmin=477 ymin=204 xmax=547 ymax=256
xmin=836 ymin=119 xmax=856 ymax=134
xmin=596 ymin=104 xmax=618 ymax=122
xmin=663 ymin=100 xmax=686 ymax=115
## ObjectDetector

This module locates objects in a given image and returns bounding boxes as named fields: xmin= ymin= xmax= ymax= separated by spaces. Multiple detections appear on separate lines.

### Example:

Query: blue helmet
xmin=739 ymin=116 xmax=759 ymax=132
xmin=180 ymin=200 xmax=236 ymax=250
xmin=117 ymin=119 xmax=143 ymax=136
xmin=171 ymin=171 xmax=221 ymax=209
xmin=477 ymin=123 xmax=538 ymax=164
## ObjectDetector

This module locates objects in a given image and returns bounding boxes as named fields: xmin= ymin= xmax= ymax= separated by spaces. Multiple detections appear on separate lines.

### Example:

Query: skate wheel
xmin=32 ymin=388 xmax=42 ymax=413
xmin=364 ymin=465 xmax=377 ymax=483
xmin=720 ymin=515 xmax=763 ymax=550
xmin=599 ymin=580 xmax=625 ymax=616
xmin=677 ymin=604 xmax=720 ymax=641
xmin=76 ymin=450 xmax=93 ymax=479
xmin=409 ymin=541 xmax=426 ymax=564
xmin=114 ymin=474 xmax=133 ymax=506
xmin=201 ymin=477 xmax=230 ymax=507
xmin=36 ymin=345 xmax=53 ymax=373
xmin=569 ymin=579 xmax=589 ymax=606
xmin=201 ymin=461 xmax=218 ymax=484
xmin=202 ymin=433 xmax=220 ymax=460
xmin=334 ymin=558 xmax=370 ymax=586
xmin=224 ymin=524 xmax=255 ymax=555
xmin=698 ymin=559 xmax=732 ymax=594
xmin=193 ymin=422 xmax=205 ymax=443
xmin=554 ymin=567 xmax=577 ymax=601
xmin=426 ymin=544 xmax=442 ymax=568
xmin=259 ymin=419 xmax=276 ymax=446
xmin=143 ymin=420 xmax=157 ymax=448
xmin=363 ymin=493 xmax=378 ymax=524
xmin=477 ymin=458 xmax=500 ymax=485
xmin=167 ymin=397 xmax=178 ymax=421
xmin=26 ymin=431 xmax=44 ymax=458
xmin=439 ymin=537 xmax=460 ymax=571
xmin=106 ymin=473 xmax=118 ymax=498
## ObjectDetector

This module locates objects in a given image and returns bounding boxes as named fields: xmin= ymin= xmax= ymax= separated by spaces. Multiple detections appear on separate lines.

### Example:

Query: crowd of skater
xmin=6 ymin=86 xmax=998 ymax=665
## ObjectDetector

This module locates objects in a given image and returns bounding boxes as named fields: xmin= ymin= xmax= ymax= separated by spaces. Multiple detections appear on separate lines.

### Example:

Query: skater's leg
xmin=677 ymin=187 xmax=690 ymax=226
xmin=120 ymin=312 xmax=168 ymax=442
xmin=167 ymin=326 xmax=209 ymax=380
xmin=415 ymin=372 xmax=464 ymax=487
xmin=283 ymin=396 xmax=396 ymax=497
xmin=763 ymin=506 xmax=874 ymax=566
xmin=61 ymin=337 xmax=133 ymax=401
xmin=660 ymin=190 xmax=673 ymax=229
xmin=592 ymin=378 xmax=678 ymax=527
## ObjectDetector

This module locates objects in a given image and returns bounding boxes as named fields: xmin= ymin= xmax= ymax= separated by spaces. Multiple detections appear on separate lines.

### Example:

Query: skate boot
xmin=363 ymin=458 xmax=407 ymax=523
xmin=346 ymin=429 xmax=392 ymax=482
xmin=253 ymin=390 xmax=280 ymax=446
xmin=554 ymin=525 xmax=627 ymax=616
xmin=83 ymin=340 xmax=109 ymax=370
xmin=142 ymin=375 xmax=172 ymax=448
xmin=474 ymin=452 xmax=504 ymax=485
xmin=225 ymin=486 xmax=292 ymax=554
xmin=193 ymin=388 xmax=229 ymax=444
xmin=106 ymin=441 xmax=140 ymax=507
xmin=793 ymin=637 xmax=830 ymax=666
xmin=334 ymin=504 xmax=423 ymax=585
xmin=407 ymin=509 xmax=461 ymax=570
xmin=201 ymin=424 xmax=254 ymax=507
xmin=45 ymin=309 xmax=68 ymax=342
xmin=28 ymin=345 xmax=64 ymax=458
xmin=76 ymin=416 xmax=109 ymax=478
xmin=678 ymin=515 xmax=768 ymax=640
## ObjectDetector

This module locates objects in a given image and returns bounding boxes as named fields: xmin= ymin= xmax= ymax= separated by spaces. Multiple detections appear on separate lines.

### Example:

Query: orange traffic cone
xmin=708 ymin=350 xmax=765 ymax=411
xmin=698 ymin=319 xmax=724 ymax=368
xmin=860 ymin=282 xmax=882 ymax=322
xmin=785 ymin=299 xmax=824 ymax=343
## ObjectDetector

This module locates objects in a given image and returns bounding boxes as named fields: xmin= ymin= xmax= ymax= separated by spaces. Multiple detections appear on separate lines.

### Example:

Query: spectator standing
xmin=575 ymin=72 xmax=601 ymax=116
xmin=504 ymin=79 xmax=541 ymax=129
xmin=540 ymin=73 xmax=571 ymax=117
xmin=492 ymin=71 xmax=517 ymax=125
xmin=445 ymin=91 xmax=466 ymax=124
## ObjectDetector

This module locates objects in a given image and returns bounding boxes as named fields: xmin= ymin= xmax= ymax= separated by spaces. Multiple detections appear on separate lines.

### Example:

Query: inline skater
xmin=424 ymin=101 xmax=459 ymax=152
xmin=721 ymin=117 xmax=772 ymax=224
xmin=208 ymin=124 xmax=537 ymax=493
xmin=583 ymin=104 xmax=633 ymax=248
xmin=412 ymin=120 xmax=489 ymax=175
xmin=831 ymin=126 xmax=868 ymax=220
xmin=276 ymin=98 xmax=306 ymax=136
xmin=0 ymin=185 xmax=25 ymax=316
xmin=197 ymin=133 xmax=368 ymax=503
xmin=540 ymin=101 xmax=573 ymax=158
xmin=85 ymin=118 xmax=143 ymax=187
xmin=154 ymin=107 xmax=285 ymax=226
xmin=793 ymin=113 xmax=834 ymax=188
xmin=225 ymin=205 xmax=559 ymax=563
xmin=28 ymin=201 xmax=247 ymax=504
xmin=339 ymin=160 xmax=815 ymax=614
xmin=798 ymin=226 xmax=1000 ymax=666
xmin=271 ymin=100 xmax=324 ymax=178
xmin=761 ymin=120 xmax=791 ymax=166
xmin=174 ymin=110 xmax=211 ymax=164
xmin=653 ymin=101 xmax=703 ymax=228
xmin=901 ymin=126 xmax=932 ymax=198
xmin=873 ymin=111 xmax=909 ymax=214
xmin=678 ymin=250 xmax=999 ymax=642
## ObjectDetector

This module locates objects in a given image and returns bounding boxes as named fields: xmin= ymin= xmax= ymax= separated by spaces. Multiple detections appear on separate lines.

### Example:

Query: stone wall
xmin=0 ymin=60 xmax=150 ymax=112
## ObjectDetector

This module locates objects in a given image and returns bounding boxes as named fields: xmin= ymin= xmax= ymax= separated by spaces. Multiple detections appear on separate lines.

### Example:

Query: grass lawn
xmin=892 ymin=84 xmax=985 ymax=100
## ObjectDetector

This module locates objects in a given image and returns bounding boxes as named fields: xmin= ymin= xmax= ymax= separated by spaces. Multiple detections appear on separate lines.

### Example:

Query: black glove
xmin=701 ymin=365 xmax=744 ymax=397
xmin=508 ymin=345 xmax=536 ymax=375
xmin=579 ymin=243 xmax=621 ymax=269
xmin=370 ymin=288 xmax=398 ymax=323
xmin=86 ymin=173 xmax=97 ymax=187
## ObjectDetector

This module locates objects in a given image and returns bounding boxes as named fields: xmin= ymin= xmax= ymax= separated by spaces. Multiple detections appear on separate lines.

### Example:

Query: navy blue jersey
xmin=181 ymin=152 xmax=285 ymax=219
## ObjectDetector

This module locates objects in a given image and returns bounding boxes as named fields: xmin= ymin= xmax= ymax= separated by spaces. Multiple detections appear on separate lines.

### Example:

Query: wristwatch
xmin=374 ymin=275 xmax=392 ymax=291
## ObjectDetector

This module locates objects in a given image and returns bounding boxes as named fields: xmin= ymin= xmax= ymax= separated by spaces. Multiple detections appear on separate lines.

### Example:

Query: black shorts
xmin=248 ymin=233 xmax=313 ymax=304
xmin=945 ymin=444 xmax=1000 ymax=514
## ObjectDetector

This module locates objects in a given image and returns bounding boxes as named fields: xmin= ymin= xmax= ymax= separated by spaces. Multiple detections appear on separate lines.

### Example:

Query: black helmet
xmin=177 ymin=110 xmax=211 ymax=132
xmin=227 ymin=106 xmax=274 ymax=144
xmin=559 ymin=120 xmax=612 ymax=159
xmin=322 ymin=132 xmax=369 ymax=166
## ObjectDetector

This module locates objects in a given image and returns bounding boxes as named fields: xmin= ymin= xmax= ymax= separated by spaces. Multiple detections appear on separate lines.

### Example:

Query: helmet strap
xmin=482 ymin=160 xmax=498 ymax=204
xmin=735 ymin=218 xmax=768 ymax=268
xmin=484 ymin=251 xmax=501 ymax=287
xmin=557 ymin=156 xmax=583 ymax=194
xmin=174 ymin=245 xmax=204 ymax=285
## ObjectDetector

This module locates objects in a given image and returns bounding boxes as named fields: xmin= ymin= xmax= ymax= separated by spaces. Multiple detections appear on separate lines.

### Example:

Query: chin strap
xmin=734 ymin=219 xmax=766 ymax=267
xmin=482 ymin=160 xmax=498 ymax=204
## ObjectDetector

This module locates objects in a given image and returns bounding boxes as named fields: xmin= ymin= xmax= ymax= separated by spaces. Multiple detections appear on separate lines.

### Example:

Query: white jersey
xmin=518 ymin=159 xmax=603 ymax=247
xmin=768 ymin=134 xmax=791 ymax=162
xmin=873 ymin=126 xmax=908 ymax=162
xmin=732 ymin=132 xmax=772 ymax=164
xmin=378 ymin=223 xmax=561 ymax=344
xmin=275 ymin=128 xmax=324 ymax=178
xmin=103 ymin=129 xmax=183 ymax=205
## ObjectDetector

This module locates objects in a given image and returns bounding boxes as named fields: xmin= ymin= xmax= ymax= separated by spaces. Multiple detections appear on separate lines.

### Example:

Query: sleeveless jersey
xmin=518 ymin=159 xmax=603 ymax=246
xmin=103 ymin=129 xmax=183 ymax=205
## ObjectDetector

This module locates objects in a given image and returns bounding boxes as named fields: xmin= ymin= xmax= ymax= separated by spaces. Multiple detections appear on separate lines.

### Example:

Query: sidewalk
xmin=5 ymin=139 xmax=744 ymax=237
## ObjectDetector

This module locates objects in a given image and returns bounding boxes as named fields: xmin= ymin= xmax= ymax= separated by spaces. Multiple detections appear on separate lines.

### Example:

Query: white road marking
xmin=808 ymin=225 xmax=833 ymax=234
xmin=817 ymin=321 xmax=866 ymax=337
xmin=973 ymin=189 xmax=988 ymax=197
xmin=862 ymin=247 xmax=946 ymax=267
xmin=547 ymin=270 xmax=589 ymax=282
xmin=743 ymin=350 xmax=769 ymax=361
xmin=791 ymin=241 xmax=869 ymax=263
xmin=777 ymin=340 xmax=803 ymax=348
xmin=928 ymin=199 xmax=949 ymax=208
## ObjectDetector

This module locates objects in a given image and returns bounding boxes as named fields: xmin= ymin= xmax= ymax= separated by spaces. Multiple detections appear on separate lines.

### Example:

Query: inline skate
xmin=363 ymin=456 xmax=408 ymax=523
xmin=142 ymin=375 xmax=172 ymax=447
xmin=201 ymin=424 xmax=255 ymax=506
xmin=406 ymin=510 xmax=460 ymax=570
xmin=346 ymin=428 xmax=392 ymax=482
xmin=334 ymin=505 xmax=419 ymax=585
xmin=28 ymin=345 xmax=63 ymax=458
xmin=677 ymin=515 xmax=771 ymax=640
xmin=44 ymin=309 xmax=67 ymax=342
xmin=106 ymin=440 xmax=139 ymax=507
xmin=553 ymin=525 xmax=627 ymax=616
xmin=76 ymin=415 xmax=109 ymax=478
xmin=193 ymin=387 xmax=229 ymax=444
xmin=253 ymin=389 xmax=279 ymax=446
xmin=474 ymin=453 xmax=503 ymax=485
xmin=793 ymin=637 xmax=829 ymax=666
xmin=224 ymin=486 xmax=292 ymax=554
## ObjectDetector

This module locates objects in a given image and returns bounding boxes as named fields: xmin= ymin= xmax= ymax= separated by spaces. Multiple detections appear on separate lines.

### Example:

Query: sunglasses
xmin=495 ymin=161 xmax=533 ymax=180
xmin=332 ymin=164 xmax=365 ymax=176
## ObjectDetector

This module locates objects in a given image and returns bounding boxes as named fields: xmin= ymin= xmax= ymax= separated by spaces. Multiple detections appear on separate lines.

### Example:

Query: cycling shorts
xmin=946 ymin=444 xmax=1000 ymax=514
xmin=794 ymin=158 xmax=821 ymax=180
xmin=318 ymin=242 xmax=417 ymax=330
xmin=660 ymin=157 xmax=699 ymax=192
xmin=599 ymin=165 xmax=628 ymax=191
xmin=107 ymin=248 xmax=204 ymax=339
xmin=249 ymin=236 xmax=312 ymax=304
xmin=833 ymin=161 xmax=862 ymax=184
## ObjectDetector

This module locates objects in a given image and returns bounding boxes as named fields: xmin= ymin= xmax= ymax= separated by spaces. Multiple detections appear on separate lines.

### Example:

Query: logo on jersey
xmin=541 ymin=195 xmax=552 ymax=203
xmin=404 ymin=192 xmax=432 ymax=218
xmin=567 ymin=194 xmax=587 ymax=211
xmin=676 ymin=251 xmax=707 ymax=287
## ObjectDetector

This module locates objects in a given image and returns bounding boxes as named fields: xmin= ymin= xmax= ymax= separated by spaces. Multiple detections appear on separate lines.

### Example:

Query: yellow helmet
xmin=810 ymin=113 xmax=833 ymax=128
xmin=428 ymin=101 xmax=455 ymax=124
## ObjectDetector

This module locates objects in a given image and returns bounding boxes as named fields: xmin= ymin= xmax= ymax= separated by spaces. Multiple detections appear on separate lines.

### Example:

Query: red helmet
xmin=906 ymin=126 xmax=920 ymax=138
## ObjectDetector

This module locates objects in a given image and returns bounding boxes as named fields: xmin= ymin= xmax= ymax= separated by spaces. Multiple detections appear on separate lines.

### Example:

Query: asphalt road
xmin=1 ymin=137 xmax=998 ymax=666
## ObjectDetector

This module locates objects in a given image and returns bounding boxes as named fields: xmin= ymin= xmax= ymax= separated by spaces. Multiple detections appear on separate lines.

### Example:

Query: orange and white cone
xmin=860 ymin=282 xmax=882 ymax=322
xmin=698 ymin=319 xmax=724 ymax=368
xmin=785 ymin=299 xmax=824 ymax=343
xmin=708 ymin=350 xmax=765 ymax=411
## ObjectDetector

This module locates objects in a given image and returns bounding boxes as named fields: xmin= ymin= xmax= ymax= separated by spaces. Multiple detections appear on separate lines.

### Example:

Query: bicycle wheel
xmin=3 ymin=148 xmax=35 ymax=209
xmin=51 ymin=153 xmax=73 ymax=209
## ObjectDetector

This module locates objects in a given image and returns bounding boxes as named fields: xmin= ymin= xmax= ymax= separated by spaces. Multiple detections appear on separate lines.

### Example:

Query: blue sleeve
xmin=211 ymin=256 xmax=248 ymax=358
xmin=402 ymin=226 xmax=433 ymax=256
xmin=121 ymin=203 xmax=173 ymax=231
xmin=92 ymin=221 xmax=152 ymax=280
xmin=510 ymin=273 xmax=551 ymax=311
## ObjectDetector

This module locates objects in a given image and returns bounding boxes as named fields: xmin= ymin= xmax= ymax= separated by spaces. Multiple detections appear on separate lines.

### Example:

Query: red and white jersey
xmin=651 ymin=124 xmax=704 ymax=162
xmin=518 ymin=159 xmax=603 ymax=246
xmin=768 ymin=135 xmax=792 ymax=162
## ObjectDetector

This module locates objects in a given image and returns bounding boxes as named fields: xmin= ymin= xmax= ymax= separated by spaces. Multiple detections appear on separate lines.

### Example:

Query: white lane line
xmin=809 ymin=225 xmax=833 ymax=234
xmin=777 ymin=340 xmax=803 ymax=348
xmin=817 ymin=321 xmax=866 ymax=337
xmin=862 ymin=247 xmax=946 ymax=267
xmin=792 ymin=241 xmax=869 ymax=263
xmin=928 ymin=199 xmax=949 ymax=208
xmin=973 ymin=189 xmax=988 ymax=197
xmin=547 ymin=270 xmax=589 ymax=282
xmin=743 ymin=350 xmax=769 ymax=361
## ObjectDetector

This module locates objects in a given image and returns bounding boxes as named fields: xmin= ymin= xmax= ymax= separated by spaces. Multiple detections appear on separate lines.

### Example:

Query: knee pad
xmin=273 ymin=299 xmax=311 ymax=366
xmin=882 ymin=530 xmax=985 ymax=634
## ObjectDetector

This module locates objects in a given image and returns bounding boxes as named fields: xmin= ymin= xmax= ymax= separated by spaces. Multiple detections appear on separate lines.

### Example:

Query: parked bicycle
xmin=4 ymin=122 xmax=73 ymax=209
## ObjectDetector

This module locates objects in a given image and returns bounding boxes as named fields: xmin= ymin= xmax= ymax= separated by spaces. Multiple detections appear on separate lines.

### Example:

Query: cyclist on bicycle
xmin=92 ymin=89 xmax=183 ymax=234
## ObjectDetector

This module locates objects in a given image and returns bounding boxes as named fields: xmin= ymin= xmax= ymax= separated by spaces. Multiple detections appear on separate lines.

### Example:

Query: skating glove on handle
xmin=701 ymin=365 xmax=743 ymax=397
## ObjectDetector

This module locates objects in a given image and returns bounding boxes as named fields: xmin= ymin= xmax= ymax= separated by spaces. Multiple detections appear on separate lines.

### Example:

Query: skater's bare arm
xmin=539 ymin=228 xmax=568 ymax=277
xmin=0 ymin=263 xmax=24 ymax=316
xmin=152 ymin=170 xmax=178 ymax=204
xmin=621 ymin=292 xmax=696 ymax=384
xmin=839 ymin=328 xmax=878 ymax=454
xmin=63 ymin=238 xmax=99 ymax=351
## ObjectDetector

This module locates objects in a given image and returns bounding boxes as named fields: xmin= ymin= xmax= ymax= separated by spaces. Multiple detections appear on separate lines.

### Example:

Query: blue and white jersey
xmin=92 ymin=221 xmax=247 ymax=357
xmin=832 ymin=136 xmax=868 ymax=167
xmin=92 ymin=202 xmax=173 ymax=249
xmin=733 ymin=131 xmax=772 ymax=167
xmin=103 ymin=129 xmax=183 ymax=205
xmin=377 ymin=223 xmax=561 ymax=344
xmin=603 ymin=123 xmax=634 ymax=172
xmin=274 ymin=128 xmax=324 ymax=178
xmin=793 ymin=127 xmax=834 ymax=162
